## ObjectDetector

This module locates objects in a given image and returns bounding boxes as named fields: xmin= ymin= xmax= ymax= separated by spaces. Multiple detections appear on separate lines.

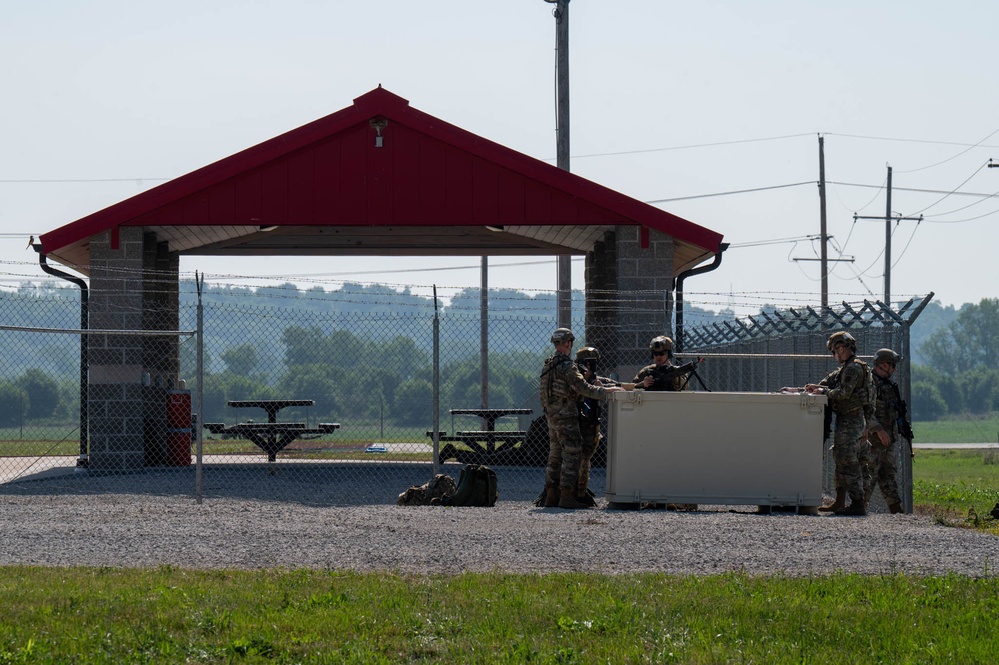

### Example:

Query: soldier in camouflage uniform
xmin=865 ymin=348 xmax=905 ymax=514
xmin=540 ymin=329 xmax=624 ymax=509
xmin=633 ymin=336 xmax=693 ymax=391
xmin=806 ymin=331 xmax=874 ymax=516
xmin=575 ymin=346 xmax=616 ymax=506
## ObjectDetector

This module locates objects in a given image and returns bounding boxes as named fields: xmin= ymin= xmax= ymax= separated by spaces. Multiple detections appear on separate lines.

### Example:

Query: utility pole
xmin=853 ymin=164 xmax=923 ymax=306
xmin=545 ymin=0 xmax=572 ymax=328
xmin=885 ymin=166 xmax=892 ymax=304
xmin=818 ymin=135 xmax=829 ymax=309
xmin=794 ymin=136 xmax=853 ymax=286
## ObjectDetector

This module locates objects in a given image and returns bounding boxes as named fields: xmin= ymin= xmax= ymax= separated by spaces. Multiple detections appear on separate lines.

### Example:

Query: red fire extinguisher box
xmin=166 ymin=390 xmax=192 ymax=466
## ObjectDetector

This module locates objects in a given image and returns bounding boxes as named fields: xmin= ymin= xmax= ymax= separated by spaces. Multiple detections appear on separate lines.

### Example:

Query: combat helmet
xmin=874 ymin=348 xmax=901 ymax=366
xmin=575 ymin=346 xmax=599 ymax=364
xmin=550 ymin=327 xmax=575 ymax=344
xmin=826 ymin=331 xmax=857 ymax=351
xmin=649 ymin=336 xmax=674 ymax=357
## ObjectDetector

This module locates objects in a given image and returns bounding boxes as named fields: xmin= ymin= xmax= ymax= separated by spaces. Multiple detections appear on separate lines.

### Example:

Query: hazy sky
xmin=3 ymin=1 xmax=997 ymax=314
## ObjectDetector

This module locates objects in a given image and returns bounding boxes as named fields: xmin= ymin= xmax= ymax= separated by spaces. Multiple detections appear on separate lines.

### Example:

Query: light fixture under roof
xmin=484 ymin=225 xmax=505 ymax=232
xmin=259 ymin=225 xmax=279 ymax=232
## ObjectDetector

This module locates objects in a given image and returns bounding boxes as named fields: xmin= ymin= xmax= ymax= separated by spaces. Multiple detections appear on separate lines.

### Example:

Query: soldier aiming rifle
xmin=633 ymin=336 xmax=705 ymax=391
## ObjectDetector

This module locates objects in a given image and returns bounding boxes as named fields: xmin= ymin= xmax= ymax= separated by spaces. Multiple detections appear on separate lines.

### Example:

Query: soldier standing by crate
xmin=865 ymin=348 xmax=906 ymax=514
xmin=805 ymin=331 xmax=874 ymax=516
xmin=574 ymin=346 xmax=622 ymax=507
xmin=540 ymin=329 xmax=624 ymax=509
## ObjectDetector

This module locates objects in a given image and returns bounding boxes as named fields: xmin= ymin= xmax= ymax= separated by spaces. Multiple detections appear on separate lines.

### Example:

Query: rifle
xmin=645 ymin=358 xmax=703 ymax=391
xmin=888 ymin=381 xmax=915 ymax=442
xmin=893 ymin=385 xmax=915 ymax=441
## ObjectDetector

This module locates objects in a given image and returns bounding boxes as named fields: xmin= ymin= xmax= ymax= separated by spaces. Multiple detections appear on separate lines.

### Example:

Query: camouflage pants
xmin=834 ymin=436 xmax=873 ymax=501
xmin=577 ymin=420 xmax=600 ymax=494
xmin=545 ymin=415 xmax=584 ymax=490
xmin=831 ymin=413 xmax=867 ymax=504
xmin=865 ymin=438 xmax=902 ymax=506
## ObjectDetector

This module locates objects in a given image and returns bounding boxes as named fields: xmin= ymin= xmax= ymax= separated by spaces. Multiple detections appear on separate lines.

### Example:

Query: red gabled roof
xmin=40 ymin=86 xmax=723 ymax=272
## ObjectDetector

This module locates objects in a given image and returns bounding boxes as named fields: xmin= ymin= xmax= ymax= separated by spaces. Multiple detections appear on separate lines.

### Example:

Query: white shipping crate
xmin=605 ymin=390 xmax=827 ymax=509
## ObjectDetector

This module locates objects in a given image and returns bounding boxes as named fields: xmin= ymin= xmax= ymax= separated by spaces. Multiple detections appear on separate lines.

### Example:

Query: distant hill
xmin=1 ymin=279 xmax=950 ymax=377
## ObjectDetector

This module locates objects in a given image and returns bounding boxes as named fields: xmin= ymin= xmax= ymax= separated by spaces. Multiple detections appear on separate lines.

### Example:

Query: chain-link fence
xmin=677 ymin=295 xmax=932 ymax=513
xmin=0 ymin=277 xmax=930 ymax=510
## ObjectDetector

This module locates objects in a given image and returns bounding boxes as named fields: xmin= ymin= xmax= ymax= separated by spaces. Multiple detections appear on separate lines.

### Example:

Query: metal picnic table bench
xmin=428 ymin=407 xmax=533 ymax=462
xmin=203 ymin=399 xmax=340 ymax=462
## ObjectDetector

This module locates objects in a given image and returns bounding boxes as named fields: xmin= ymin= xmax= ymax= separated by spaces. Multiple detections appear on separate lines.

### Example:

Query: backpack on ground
xmin=397 ymin=473 xmax=457 ymax=506
xmin=439 ymin=464 xmax=498 ymax=507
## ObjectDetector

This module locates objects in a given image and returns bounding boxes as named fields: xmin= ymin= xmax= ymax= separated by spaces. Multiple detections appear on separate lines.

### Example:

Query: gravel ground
xmin=1 ymin=464 xmax=997 ymax=576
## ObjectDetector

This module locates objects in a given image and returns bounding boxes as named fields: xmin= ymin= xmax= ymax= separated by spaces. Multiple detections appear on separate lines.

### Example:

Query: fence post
xmin=195 ymin=273 xmax=204 ymax=504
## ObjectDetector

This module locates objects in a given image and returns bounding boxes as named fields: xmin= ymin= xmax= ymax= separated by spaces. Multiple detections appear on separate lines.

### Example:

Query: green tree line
xmin=0 ymin=368 xmax=79 ymax=427
xmin=912 ymin=297 xmax=999 ymax=420
xmin=195 ymin=326 xmax=543 ymax=426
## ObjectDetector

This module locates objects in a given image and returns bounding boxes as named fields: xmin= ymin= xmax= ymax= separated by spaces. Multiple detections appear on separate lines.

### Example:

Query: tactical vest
xmin=539 ymin=354 xmax=573 ymax=412
xmin=828 ymin=357 xmax=873 ymax=418
xmin=873 ymin=373 xmax=901 ymax=432
xmin=861 ymin=360 xmax=876 ymax=420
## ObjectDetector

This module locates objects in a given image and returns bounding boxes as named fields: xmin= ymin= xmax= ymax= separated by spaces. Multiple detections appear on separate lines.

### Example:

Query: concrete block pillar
xmin=142 ymin=235 xmax=180 ymax=466
xmin=88 ymin=228 xmax=180 ymax=472
xmin=585 ymin=226 xmax=675 ymax=381
xmin=585 ymin=230 xmax=620 ymax=369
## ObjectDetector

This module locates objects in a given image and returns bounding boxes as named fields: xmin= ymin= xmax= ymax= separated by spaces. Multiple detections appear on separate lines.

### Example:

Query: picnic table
xmin=430 ymin=407 xmax=533 ymax=462
xmin=203 ymin=399 xmax=340 ymax=462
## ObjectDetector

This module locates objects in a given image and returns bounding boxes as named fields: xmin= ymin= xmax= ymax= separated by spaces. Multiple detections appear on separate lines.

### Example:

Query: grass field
xmin=0 ymin=568 xmax=997 ymax=664
xmin=2 ymin=431 xmax=999 ymax=662
xmin=913 ymin=449 xmax=999 ymax=533
xmin=913 ymin=414 xmax=999 ymax=444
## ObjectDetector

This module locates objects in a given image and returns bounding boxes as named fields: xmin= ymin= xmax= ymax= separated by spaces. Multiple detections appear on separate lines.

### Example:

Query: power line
xmin=645 ymin=181 xmax=815 ymax=204
xmin=921 ymin=207 xmax=999 ymax=224
xmin=828 ymin=180 xmax=999 ymax=199
xmin=825 ymin=132 xmax=999 ymax=150
xmin=903 ymin=161 xmax=990 ymax=216
xmin=0 ymin=177 xmax=168 ymax=184
xmin=546 ymin=132 xmax=814 ymax=161
xmin=728 ymin=234 xmax=819 ymax=248
xmin=895 ymin=128 xmax=999 ymax=174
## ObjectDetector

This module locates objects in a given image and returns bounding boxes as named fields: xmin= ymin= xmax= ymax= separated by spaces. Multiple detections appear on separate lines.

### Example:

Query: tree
xmin=16 ymin=368 xmax=60 ymax=420
xmin=394 ymin=379 xmax=434 ymax=425
xmin=221 ymin=344 xmax=259 ymax=377
xmin=911 ymin=381 xmax=948 ymax=421
xmin=919 ymin=298 xmax=999 ymax=372
xmin=964 ymin=369 xmax=999 ymax=414
xmin=277 ymin=364 xmax=338 ymax=420
xmin=913 ymin=365 xmax=965 ymax=414
xmin=201 ymin=373 xmax=273 ymax=422
xmin=0 ymin=382 xmax=27 ymax=428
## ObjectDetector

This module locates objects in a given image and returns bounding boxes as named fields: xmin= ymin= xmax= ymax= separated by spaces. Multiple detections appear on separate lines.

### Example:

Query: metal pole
xmin=818 ymin=135 xmax=828 ymax=309
xmin=901 ymin=319 xmax=913 ymax=514
xmin=480 ymin=257 xmax=489 ymax=409
xmin=885 ymin=165 xmax=892 ymax=305
xmin=195 ymin=273 xmax=204 ymax=504
xmin=552 ymin=0 xmax=572 ymax=328
xmin=432 ymin=286 xmax=440 ymax=475
xmin=36 ymin=251 xmax=89 ymax=468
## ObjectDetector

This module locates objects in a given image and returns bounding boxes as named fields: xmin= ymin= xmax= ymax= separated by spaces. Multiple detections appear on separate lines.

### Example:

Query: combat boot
xmin=834 ymin=500 xmax=867 ymax=516
xmin=818 ymin=488 xmax=846 ymax=512
xmin=543 ymin=485 xmax=559 ymax=508
xmin=558 ymin=487 xmax=590 ymax=509
xmin=888 ymin=502 xmax=903 ymax=514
